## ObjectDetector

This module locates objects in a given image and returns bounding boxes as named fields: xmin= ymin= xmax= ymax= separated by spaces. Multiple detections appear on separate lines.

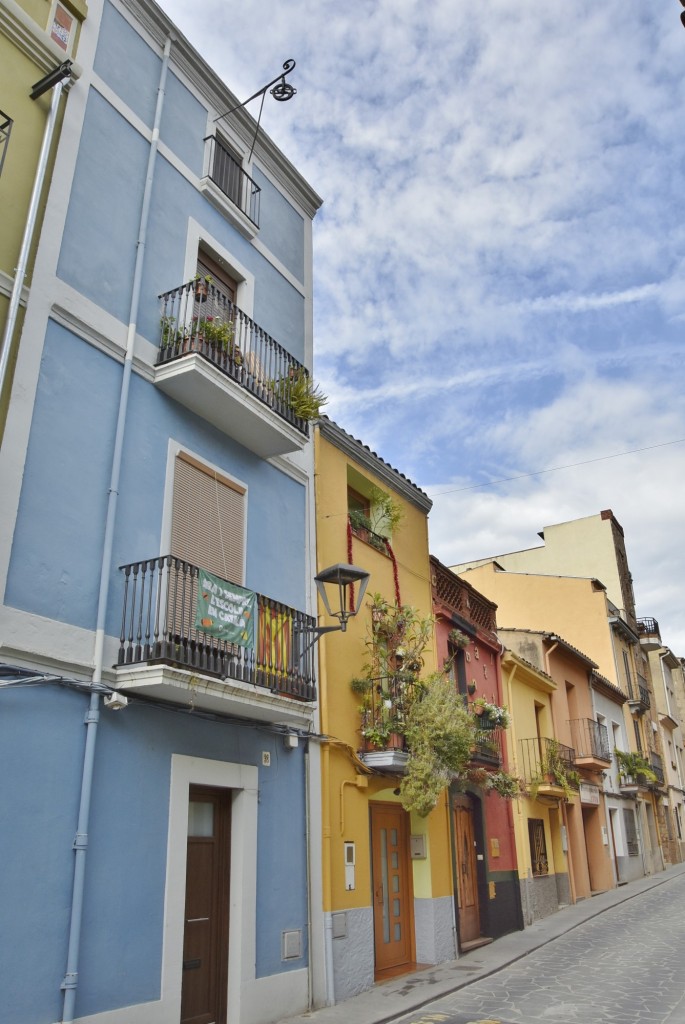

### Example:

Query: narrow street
xmin=394 ymin=870 xmax=685 ymax=1024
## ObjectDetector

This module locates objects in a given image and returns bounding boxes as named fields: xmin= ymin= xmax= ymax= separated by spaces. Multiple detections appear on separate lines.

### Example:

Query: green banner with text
xmin=194 ymin=569 xmax=256 ymax=648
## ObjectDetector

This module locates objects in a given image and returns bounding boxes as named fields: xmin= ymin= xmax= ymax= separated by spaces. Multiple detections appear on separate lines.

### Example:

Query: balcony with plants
xmin=614 ymin=749 xmax=659 ymax=792
xmin=154 ymin=277 xmax=326 ymax=458
xmin=350 ymin=594 xmax=520 ymax=814
xmin=519 ymin=737 xmax=580 ymax=802
xmin=568 ymin=717 xmax=611 ymax=770
xmin=113 ymin=555 xmax=317 ymax=724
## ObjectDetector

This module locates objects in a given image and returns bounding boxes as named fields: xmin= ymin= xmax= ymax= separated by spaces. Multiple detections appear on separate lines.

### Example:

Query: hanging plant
xmin=614 ymin=749 xmax=658 ymax=784
xmin=529 ymin=740 xmax=581 ymax=802
xmin=448 ymin=628 xmax=470 ymax=649
xmin=399 ymin=673 xmax=520 ymax=816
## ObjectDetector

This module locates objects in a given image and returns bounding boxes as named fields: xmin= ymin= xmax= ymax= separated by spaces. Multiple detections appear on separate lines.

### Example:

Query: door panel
xmin=370 ymin=803 xmax=414 ymax=973
xmin=181 ymin=787 xmax=231 ymax=1024
xmin=453 ymin=798 xmax=480 ymax=944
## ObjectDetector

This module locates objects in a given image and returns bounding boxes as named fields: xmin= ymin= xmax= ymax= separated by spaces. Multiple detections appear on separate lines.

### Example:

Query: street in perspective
xmin=391 ymin=868 xmax=685 ymax=1024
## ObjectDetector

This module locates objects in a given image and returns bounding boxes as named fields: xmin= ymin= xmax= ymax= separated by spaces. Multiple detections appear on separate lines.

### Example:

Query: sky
xmin=156 ymin=1 xmax=685 ymax=654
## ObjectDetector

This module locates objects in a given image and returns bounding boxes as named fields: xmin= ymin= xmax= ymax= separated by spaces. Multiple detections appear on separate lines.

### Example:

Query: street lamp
xmin=295 ymin=563 xmax=370 ymax=659
xmin=680 ymin=0 xmax=685 ymax=28
xmin=315 ymin=563 xmax=370 ymax=633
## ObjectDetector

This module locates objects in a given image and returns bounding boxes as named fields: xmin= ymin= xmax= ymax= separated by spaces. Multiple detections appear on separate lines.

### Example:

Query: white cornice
xmin=316 ymin=417 xmax=433 ymax=513
xmin=0 ymin=0 xmax=83 ymax=76
xmin=117 ymin=0 xmax=322 ymax=219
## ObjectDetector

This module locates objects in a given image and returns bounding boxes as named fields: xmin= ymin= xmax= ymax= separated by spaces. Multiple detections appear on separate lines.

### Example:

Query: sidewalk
xmin=279 ymin=862 xmax=685 ymax=1024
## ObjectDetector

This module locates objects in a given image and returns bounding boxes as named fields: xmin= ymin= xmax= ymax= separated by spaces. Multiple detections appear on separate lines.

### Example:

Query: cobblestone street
xmin=395 ymin=871 xmax=685 ymax=1024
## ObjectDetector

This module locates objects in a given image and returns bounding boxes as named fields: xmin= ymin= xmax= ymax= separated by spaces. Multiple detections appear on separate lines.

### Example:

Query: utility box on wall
xmin=410 ymin=834 xmax=427 ymax=859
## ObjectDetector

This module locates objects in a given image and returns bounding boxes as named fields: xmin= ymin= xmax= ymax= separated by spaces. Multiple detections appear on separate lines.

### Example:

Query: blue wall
xmin=6 ymin=322 xmax=307 ymax=631
xmin=0 ymin=687 xmax=308 ymax=1021
xmin=58 ymin=90 xmax=306 ymax=361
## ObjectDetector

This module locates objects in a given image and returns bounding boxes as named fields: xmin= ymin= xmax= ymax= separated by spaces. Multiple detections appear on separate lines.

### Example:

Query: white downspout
xmin=0 ymin=72 xmax=71 ymax=425
xmin=60 ymin=37 xmax=171 ymax=1023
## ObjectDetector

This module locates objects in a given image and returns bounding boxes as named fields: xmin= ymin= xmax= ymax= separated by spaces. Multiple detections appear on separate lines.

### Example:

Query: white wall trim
xmin=185 ymin=217 xmax=255 ymax=317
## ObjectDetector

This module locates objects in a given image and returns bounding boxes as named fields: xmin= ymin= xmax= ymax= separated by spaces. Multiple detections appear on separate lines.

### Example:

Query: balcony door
xmin=181 ymin=786 xmax=231 ymax=1024
xmin=370 ymin=803 xmax=414 ymax=975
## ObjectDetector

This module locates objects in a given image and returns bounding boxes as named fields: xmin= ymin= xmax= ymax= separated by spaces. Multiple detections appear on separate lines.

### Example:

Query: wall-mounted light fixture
xmin=295 ymin=563 xmax=370 ymax=658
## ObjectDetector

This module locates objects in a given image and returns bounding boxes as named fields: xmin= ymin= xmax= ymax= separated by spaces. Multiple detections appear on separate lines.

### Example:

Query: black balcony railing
xmin=0 ymin=109 xmax=13 ymax=177
xmin=519 ymin=737 xmax=576 ymax=786
xmin=637 ymin=617 xmax=661 ymax=640
xmin=568 ymin=718 xmax=611 ymax=762
xmin=205 ymin=135 xmax=261 ymax=226
xmin=472 ymin=724 xmax=503 ymax=766
xmin=158 ymin=280 xmax=309 ymax=437
xmin=650 ymin=751 xmax=665 ymax=786
xmin=117 ymin=556 xmax=316 ymax=702
xmin=360 ymin=674 xmax=420 ymax=751
xmin=636 ymin=674 xmax=651 ymax=709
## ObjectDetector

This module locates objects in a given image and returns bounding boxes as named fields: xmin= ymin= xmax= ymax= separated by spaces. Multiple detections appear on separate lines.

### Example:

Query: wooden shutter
xmin=197 ymin=251 xmax=237 ymax=305
xmin=171 ymin=452 xmax=245 ymax=586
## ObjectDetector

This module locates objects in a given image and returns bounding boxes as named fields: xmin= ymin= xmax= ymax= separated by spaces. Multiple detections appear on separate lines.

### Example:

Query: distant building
xmin=498 ymin=629 xmax=616 ymax=921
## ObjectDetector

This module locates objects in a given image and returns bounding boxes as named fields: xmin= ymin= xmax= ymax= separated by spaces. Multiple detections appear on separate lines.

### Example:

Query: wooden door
xmin=370 ymin=803 xmax=414 ymax=974
xmin=181 ymin=786 xmax=231 ymax=1024
xmin=453 ymin=796 xmax=480 ymax=944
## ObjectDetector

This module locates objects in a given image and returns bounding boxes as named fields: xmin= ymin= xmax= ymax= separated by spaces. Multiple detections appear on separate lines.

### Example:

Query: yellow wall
xmin=1 ymin=0 xmax=87 ymax=434
xmin=314 ymin=424 xmax=452 ymax=913
xmin=458 ymin=564 xmax=618 ymax=684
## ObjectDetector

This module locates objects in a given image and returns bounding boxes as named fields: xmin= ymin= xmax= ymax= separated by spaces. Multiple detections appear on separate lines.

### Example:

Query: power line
xmin=427 ymin=438 xmax=685 ymax=499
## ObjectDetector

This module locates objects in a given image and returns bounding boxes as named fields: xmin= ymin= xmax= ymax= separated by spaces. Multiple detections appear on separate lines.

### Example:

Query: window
xmin=528 ymin=818 xmax=548 ymax=876
xmin=197 ymin=250 xmax=237 ymax=304
xmin=633 ymin=719 xmax=643 ymax=754
xmin=171 ymin=452 xmax=246 ymax=585
xmin=206 ymin=135 xmax=261 ymax=226
xmin=623 ymin=808 xmax=639 ymax=857
xmin=211 ymin=137 xmax=244 ymax=208
xmin=447 ymin=642 xmax=467 ymax=697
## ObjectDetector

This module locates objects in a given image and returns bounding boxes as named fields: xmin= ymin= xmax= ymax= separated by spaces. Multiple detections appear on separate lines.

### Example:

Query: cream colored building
xmin=452 ymin=561 xmax=664 ymax=881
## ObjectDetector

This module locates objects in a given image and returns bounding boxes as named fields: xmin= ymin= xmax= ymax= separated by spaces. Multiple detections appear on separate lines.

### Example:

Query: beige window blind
xmin=171 ymin=452 xmax=245 ymax=585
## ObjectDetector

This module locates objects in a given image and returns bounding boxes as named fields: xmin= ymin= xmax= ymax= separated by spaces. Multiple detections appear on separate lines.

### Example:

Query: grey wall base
xmin=328 ymin=906 xmax=374 ymax=1003
xmin=327 ymin=895 xmax=457 ymax=1004
xmin=615 ymin=854 xmax=645 ymax=885
xmin=414 ymin=895 xmax=457 ymax=964
xmin=520 ymin=873 xmax=570 ymax=925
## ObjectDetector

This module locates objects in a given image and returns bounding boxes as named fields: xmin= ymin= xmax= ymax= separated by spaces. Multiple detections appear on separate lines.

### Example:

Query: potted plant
xmin=272 ymin=368 xmax=327 ymax=421
xmin=471 ymin=697 xmax=511 ymax=728
xmin=194 ymin=273 xmax=211 ymax=302
xmin=530 ymin=740 xmax=581 ymax=801
xmin=614 ymin=749 xmax=658 ymax=786
xmin=448 ymin=628 xmax=470 ymax=650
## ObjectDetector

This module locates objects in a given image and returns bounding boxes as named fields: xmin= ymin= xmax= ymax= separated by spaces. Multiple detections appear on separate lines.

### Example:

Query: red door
xmin=453 ymin=795 xmax=481 ymax=945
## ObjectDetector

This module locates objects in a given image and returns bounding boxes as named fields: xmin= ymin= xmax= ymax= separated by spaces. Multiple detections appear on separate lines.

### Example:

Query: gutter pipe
xmin=60 ymin=37 xmax=171 ymax=1022
xmin=0 ymin=73 xmax=70 ymax=434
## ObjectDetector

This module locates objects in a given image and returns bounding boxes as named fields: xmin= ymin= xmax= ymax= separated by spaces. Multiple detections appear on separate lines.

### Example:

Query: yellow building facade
xmin=314 ymin=418 xmax=457 ymax=1002
xmin=455 ymin=561 xmax=666 ymax=882
xmin=0 ymin=0 xmax=87 ymax=437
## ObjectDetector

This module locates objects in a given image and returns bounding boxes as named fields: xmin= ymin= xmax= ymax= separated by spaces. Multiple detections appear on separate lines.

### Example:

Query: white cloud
xmin=157 ymin=0 xmax=685 ymax=653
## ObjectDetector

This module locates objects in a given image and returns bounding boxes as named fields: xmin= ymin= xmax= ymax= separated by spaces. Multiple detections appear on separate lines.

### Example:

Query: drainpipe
xmin=0 ymin=67 xmax=73 ymax=434
xmin=60 ymin=38 xmax=171 ymax=1023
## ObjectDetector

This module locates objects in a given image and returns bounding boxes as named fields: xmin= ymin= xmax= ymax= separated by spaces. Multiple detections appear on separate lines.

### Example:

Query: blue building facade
xmin=0 ymin=2 xmax=324 ymax=1022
